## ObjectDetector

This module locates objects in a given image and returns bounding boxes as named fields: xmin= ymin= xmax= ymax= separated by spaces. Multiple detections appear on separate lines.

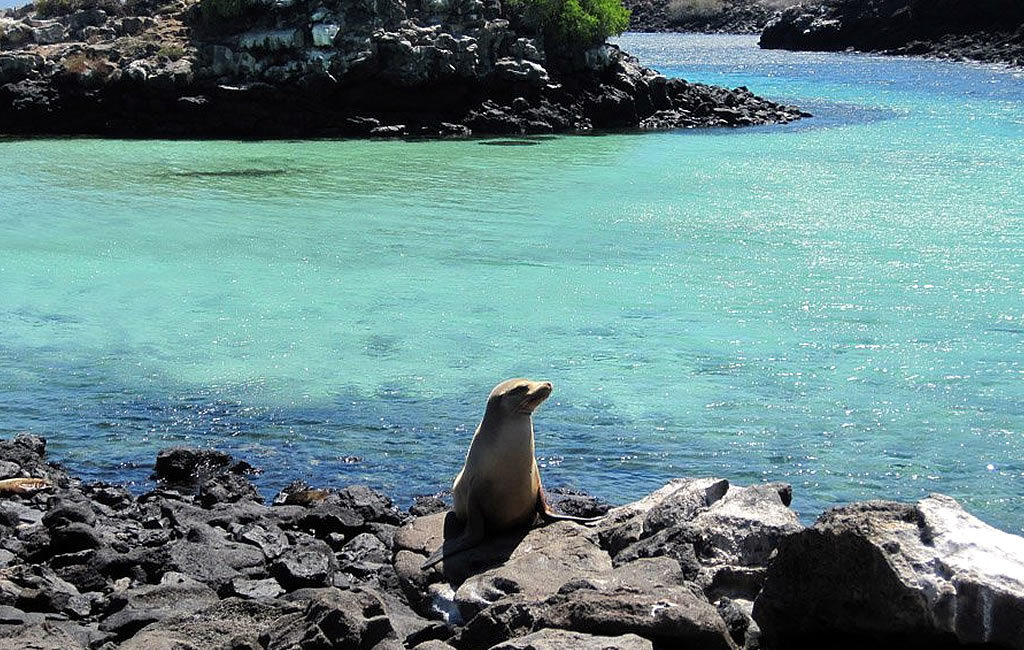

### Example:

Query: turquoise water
xmin=1 ymin=34 xmax=1022 ymax=533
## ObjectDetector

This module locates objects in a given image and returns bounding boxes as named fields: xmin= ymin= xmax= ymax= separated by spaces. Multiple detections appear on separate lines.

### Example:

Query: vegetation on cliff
xmin=623 ymin=0 xmax=802 ymax=34
xmin=506 ymin=0 xmax=630 ymax=52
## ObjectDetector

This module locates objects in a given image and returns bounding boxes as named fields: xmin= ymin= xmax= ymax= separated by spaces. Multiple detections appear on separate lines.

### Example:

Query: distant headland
xmin=760 ymin=0 xmax=1024 ymax=66
xmin=621 ymin=0 xmax=1024 ymax=67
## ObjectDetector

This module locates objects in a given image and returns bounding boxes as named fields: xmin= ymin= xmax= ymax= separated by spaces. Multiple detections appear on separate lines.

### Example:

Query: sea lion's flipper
xmin=421 ymin=502 xmax=486 ymax=570
xmin=535 ymin=488 xmax=605 ymax=524
xmin=0 ymin=478 xmax=50 ymax=495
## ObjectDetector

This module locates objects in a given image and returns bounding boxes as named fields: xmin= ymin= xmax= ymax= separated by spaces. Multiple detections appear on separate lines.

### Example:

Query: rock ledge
xmin=1 ymin=435 xmax=1021 ymax=650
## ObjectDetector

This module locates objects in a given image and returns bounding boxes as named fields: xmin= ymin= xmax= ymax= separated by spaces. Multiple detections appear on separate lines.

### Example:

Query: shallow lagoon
xmin=1 ymin=34 xmax=1021 ymax=532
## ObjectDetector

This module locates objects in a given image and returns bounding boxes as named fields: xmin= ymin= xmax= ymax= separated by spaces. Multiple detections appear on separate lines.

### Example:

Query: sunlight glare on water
xmin=1 ymin=34 xmax=1022 ymax=532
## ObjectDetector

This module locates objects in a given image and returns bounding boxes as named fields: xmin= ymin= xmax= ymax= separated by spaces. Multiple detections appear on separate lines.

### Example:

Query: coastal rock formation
xmin=0 ymin=0 xmax=807 ymax=136
xmin=1 ymin=434 xmax=1022 ymax=649
xmin=759 ymin=0 xmax=1024 ymax=66
xmin=754 ymin=497 xmax=1024 ymax=649
xmin=624 ymin=0 xmax=801 ymax=35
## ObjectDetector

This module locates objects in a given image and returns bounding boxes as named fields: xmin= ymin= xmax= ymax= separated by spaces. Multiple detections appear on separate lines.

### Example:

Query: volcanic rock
xmin=760 ymin=0 xmax=1024 ymax=66
xmin=0 ymin=0 xmax=807 ymax=136
xmin=753 ymin=494 xmax=1024 ymax=649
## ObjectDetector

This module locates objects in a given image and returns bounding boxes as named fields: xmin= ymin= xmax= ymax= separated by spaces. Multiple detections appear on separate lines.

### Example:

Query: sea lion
xmin=422 ymin=378 xmax=602 ymax=569
xmin=0 ymin=477 xmax=50 ymax=495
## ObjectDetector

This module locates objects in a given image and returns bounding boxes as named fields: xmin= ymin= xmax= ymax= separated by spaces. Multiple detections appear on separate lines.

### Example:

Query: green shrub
xmin=507 ymin=0 xmax=630 ymax=53
xmin=34 ymin=0 xmax=74 ymax=17
xmin=35 ymin=0 xmax=120 ymax=18
xmin=157 ymin=43 xmax=185 ymax=59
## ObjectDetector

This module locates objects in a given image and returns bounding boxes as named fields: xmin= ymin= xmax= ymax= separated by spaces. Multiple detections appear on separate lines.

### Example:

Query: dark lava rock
xmin=410 ymin=496 xmax=448 ymax=518
xmin=0 ymin=0 xmax=806 ymax=137
xmin=50 ymin=522 xmax=104 ymax=553
xmin=760 ymin=0 xmax=1024 ymax=66
xmin=227 ymin=576 xmax=285 ymax=600
xmin=624 ymin=0 xmax=788 ymax=34
xmin=82 ymin=482 xmax=135 ymax=511
xmin=51 ymin=551 xmax=109 ymax=593
xmin=166 ymin=539 xmax=267 ymax=592
xmin=199 ymin=471 xmax=263 ymax=507
xmin=546 ymin=487 xmax=612 ymax=519
xmin=271 ymin=538 xmax=337 ymax=590
xmin=266 ymin=588 xmax=398 ymax=650
xmin=542 ymin=585 xmax=735 ymax=650
xmin=117 ymin=596 xmax=297 ymax=650
xmin=753 ymin=495 xmax=1024 ymax=649
xmin=153 ymin=447 xmax=234 ymax=486
xmin=235 ymin=523 xmax=290 ymax=559
xmin=42 ymin=499 xmax=97 ymax=529
xmin=716 ymin=597 xmax=752 ymax=647
xmin=0 ymin=433 xmax=46 ymax=462
xmin=100 ymin=572 xmax=219 ymax=639
xmin=332 ymin=485 xmax=407 ymax=526
xmin=299 ymin=503 xmax=365 ymax=537
xmin=491 ymin=629 xmax=654 ymax=650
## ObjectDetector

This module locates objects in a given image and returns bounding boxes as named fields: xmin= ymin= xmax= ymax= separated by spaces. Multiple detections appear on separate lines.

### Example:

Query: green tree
xmin=507 ymin=0 xmax=630 ymax=54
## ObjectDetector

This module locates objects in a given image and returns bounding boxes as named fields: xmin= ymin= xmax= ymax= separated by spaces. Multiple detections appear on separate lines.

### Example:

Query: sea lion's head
xmin=486 ymin=378 xmax=553 ymax=417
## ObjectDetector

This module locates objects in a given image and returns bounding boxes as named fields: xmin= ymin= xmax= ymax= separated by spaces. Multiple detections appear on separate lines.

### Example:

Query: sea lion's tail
xmin=536 ymin=491 xmax=605 ymax=525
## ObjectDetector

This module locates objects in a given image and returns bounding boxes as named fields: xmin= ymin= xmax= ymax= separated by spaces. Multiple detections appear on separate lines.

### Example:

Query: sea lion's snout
xmin=520 ymin=380 xmax=552 ymax=413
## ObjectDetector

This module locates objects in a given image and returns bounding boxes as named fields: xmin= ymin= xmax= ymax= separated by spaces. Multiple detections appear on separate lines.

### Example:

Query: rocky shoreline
xmin=0 ymin=0 xmax=806 ymax=137
xmin=2 ymin=433 xmax=1023 ymax=649
xmin=623 ymin=0 xmax=798 ymax=35
xmin=759 ymin=0 xmax=1024 ymax=67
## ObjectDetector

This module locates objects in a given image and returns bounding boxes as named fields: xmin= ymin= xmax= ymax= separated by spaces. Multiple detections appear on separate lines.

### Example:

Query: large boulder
xmin=452 ymin=521 xmax=612 ymax=620
xmin=263 ymin=587 xmax=400 ymax=649
xmin=489 ymin=629 xmax=653 ymax=650
xmin=152 ymin=447 xmax=233 ymax=487
xmin=539 ymin=584 xmax=736 ymax=650
xmin=99 ymin=572 xmax=218 ymax=640
xmin=118 ymin=597 xmax=297 ymax=650
xmin=753 ymin=494 xmax=1024 ymax=649
xmin=595 ymin=478 xmax=800 ymax=602
xmin=394 ymin=478 xmax=790 ymax=650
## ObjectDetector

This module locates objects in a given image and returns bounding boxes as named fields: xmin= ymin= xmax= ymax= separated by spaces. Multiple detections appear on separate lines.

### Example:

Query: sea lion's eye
xmin=511 ymin=385 xmax=528 ymax=394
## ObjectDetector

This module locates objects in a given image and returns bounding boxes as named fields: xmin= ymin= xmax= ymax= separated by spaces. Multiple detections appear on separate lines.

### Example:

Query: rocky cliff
xmin=1 ymin=434 xmax=1023 ymax=649
xmin=624 ymin=0 xmax=800 ymax=35
xmin=759 ymin=0 xmax=1024 ymax=66
xmin=0 ymin=0 xmax=806 ymax=137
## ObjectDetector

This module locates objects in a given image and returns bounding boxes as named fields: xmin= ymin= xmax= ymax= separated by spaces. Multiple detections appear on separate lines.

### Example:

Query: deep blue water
xmin=1 ymin=34 xmax=1022 ymax=533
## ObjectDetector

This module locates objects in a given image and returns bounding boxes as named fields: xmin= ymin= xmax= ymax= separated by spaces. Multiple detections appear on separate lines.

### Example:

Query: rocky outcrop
xmin=759 ymin=0 xmax=1024 ymax=66
xmin=753 ymin=497 xmax=1024 ymax=649
xmin=2 ymin=434 xmax=1022 ymax=649
xmin=393 ymin=477 xmax=805 ymax=649
xmin=0 ymin=0 xmax=807 ymax=136
xmin=625 ymin=0 xmax=802 ymax=34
